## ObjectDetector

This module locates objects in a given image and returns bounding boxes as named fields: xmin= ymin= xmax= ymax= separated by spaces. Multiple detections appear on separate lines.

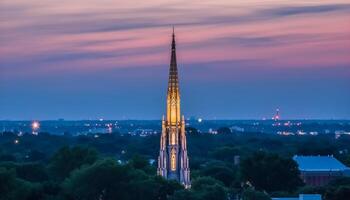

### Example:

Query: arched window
xmin=171 ymin=132 xmax=176 ymax=145
xmin=171 ymin=153 xmax=176 ymax=171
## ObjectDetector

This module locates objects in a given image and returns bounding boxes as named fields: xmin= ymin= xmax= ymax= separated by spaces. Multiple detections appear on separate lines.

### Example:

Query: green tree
xmin=240 ymin=151 xmax=303 ymax=192
xmin=169 ymin=178 xmax=224 ymax=200
xmin=0 ymin=153 xmax=16 ymax=162
xmin=217 ymin=127 xmax=232 ymax=134
xmin=191 ymin=176 xmax=227 ymax=200
xmin=241 ymin=188 xmax=271 ymax=200
xmin=186 ymin=127 xmax=200 ymax=135
xmin=169 ymin=190 xmax=199 ymax=200
xmin=128 ymin=154 xmax=155 ymax=175
xmin=16 ymin=163 xmax=48 ymax=182
xmin=26 ymin=150 xmax=46 ymax=162
xmin=49 ymin=146 xmax=98 ymax=180
xmin=199 ymin=162 xmax=237 ymax=186
xmin=325 ymin=186 xmax=350 ymax=200
xmin=323 ymin=177 xmax=350 ymax=200
xmin=63 ymin=158 xmax=181 ymax=200
xmin=0 ymin=167 xmax=33 ymax=200
xmin=209 ymin=146 xmax=240 ymax=162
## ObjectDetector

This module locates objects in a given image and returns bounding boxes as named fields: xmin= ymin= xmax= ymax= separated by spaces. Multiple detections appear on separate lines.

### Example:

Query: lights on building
xmin=310 ymin=132 xmax=318 ymax=136
xmin=208 ymin=128 xmax=218 ymax=135
xmin=284 ymin=121 xmax=291 ymax=126
xmin=335 ymin=131 xmax=350 ymax=139
xmin=277 ymin=131 xmax=294 ymax=136
xmin=106 ymin=123 xmax=113 ymax=134
xmin=14 ymin=139 xmax=19 ymax=144
xmin=297 ymin=130 xmax=307 ymax=135
xmin=197 ymin=118 xmax=203 ymax=123
xmin=272 ymin=108 xmax=280 ymax=121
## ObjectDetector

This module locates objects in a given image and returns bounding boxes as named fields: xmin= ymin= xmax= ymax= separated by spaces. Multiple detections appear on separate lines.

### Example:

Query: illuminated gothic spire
xmin=158 ymin=28 xmax=191 ymax=188
xmin=167 ymin=27 xmax=181 ymax=125
xmin=168 ymin=26 xmax=179 ymax=95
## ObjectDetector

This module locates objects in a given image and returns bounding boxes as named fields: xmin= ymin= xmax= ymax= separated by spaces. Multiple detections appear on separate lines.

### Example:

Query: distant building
xmin=272 ymin=194 xmax=321 ymax=200
xmin=133 ymin=129 xmax=156 ymax=137
xmin=272 ymin=108 xmax=280 ymax=121
xmin=293 ymin=155 xmax=350 ymax=186
xmin=230 ymin=126 xmax=244 ymax=133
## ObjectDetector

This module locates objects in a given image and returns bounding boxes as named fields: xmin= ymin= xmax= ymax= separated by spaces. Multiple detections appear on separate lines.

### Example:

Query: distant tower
xmin=273 ymin=108 xmax=280 ymax=121
xmin=157 ymin=28 xmax=191 ymax=188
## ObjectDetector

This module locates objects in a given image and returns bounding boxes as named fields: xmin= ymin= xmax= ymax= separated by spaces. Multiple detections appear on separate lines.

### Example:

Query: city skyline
xmin=1 ymin=0 xmax=350 ymax=120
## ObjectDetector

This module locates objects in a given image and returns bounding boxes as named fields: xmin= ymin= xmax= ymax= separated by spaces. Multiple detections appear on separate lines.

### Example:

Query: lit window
xmin=171 ymin=153 xmax=176 ymax=170
xmin=171 ymin=132 xmax=176 ymax=144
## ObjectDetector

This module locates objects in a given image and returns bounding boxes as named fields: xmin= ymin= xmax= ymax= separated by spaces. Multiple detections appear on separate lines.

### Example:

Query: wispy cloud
xmin=1 ymin=1 xmax=350 ymax=75
xmin=263 ymin=4 xmax=350 ymax=17
xmin=1 ymin=0 xmax=350 ymax=119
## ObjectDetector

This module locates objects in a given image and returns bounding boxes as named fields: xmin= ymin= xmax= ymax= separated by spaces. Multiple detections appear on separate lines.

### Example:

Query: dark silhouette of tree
xmin=209 ymin=146 xmax=240 ymax=162
xmin=240 ymin=151 xmax=303 ymax=192
xmin=26 ymin=150 xmax=46 ymax=162
xmin=169 ymin=176 xmax=228 ymax=200
xmin=217 ymin=127 xmax=232 ymax=134
xmin=49 ymin=146 xmax=98 ymax=180
xmin=325 ymin=186 xmax=350 ymax=200
xmin=186 ymin=127 xmax=200 ymax=135
xmin=128 ymin=154 xmax=155 ymax=175
xmin=16 ymin=163 xmax=48 ymax=182
xmin=191 ymin=176 xmax=227 ymax=200
xmin=319 ymin=177 xmax=350 ymax=200
xmin=0 ymin=167 xmax=33 ymax=200
xmin=199 ymin=161 xmax=237 ymax=187
xmin=63 ymin=158 xmax=182 ymax=200
xmin=241 ymin=188 xmax=271 ymax=200
xmin=169 ymin=190 xmax=199 ymax=200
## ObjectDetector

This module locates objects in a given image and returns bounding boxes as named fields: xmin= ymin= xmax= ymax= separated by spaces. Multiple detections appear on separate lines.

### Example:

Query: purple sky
xmin=0 ymin=0 xmax=350 ymax=120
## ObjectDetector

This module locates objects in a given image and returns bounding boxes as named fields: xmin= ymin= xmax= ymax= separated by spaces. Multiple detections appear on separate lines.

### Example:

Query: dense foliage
xmin=240 ymin=152 xmax=304 ymax=192
xmin=1 ymin=130 xmax=350 ymax=200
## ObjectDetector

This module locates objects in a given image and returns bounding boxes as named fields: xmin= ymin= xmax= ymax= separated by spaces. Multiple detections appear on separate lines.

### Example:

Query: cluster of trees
xmin=1 ymin=130 xmax=350 ymax=199
xmin=0 ymin=146 xmax=230 ymax=200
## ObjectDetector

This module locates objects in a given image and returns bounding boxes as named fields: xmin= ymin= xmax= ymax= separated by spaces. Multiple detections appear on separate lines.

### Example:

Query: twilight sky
xmin=0 ymin=0 xmax=350 ymax=120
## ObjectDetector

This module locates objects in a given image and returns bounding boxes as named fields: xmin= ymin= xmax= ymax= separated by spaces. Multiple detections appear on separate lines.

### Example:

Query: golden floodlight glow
xmin=157 ymin=29 xmax=190 ymax=188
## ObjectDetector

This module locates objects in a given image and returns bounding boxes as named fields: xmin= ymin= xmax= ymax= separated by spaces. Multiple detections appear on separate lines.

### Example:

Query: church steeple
xmin=167 ymin=27 xmax=180 ymax=125
xmin=168 ymin=27 xmax=178 ymax=93
xmin=158 ymin=28 xmax=191 ymax=188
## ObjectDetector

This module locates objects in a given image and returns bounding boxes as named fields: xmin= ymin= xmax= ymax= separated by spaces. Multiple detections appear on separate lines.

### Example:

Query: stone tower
xmin=157 ymin=28 xmax=191 ymax=188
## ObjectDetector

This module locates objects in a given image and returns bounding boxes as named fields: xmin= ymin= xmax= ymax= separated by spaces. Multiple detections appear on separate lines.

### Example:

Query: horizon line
xmin=1 ymin=118 xmax=350 ymax=121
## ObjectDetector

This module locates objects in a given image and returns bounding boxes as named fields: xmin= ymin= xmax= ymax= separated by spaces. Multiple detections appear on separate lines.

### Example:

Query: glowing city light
xmin=31 ymin=121 xmax=40 ymax=135
xmin=32 ymin=121 xmax=40 ymax=130
xmin=198 ymin=118 xmax=203 ymax=123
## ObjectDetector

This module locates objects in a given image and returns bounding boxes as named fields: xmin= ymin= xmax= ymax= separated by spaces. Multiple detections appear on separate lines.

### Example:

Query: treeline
xmin=2 ymin=130 xmax=350 ymax=162
xmin=1 ymin=130 xmax=350 ymax=199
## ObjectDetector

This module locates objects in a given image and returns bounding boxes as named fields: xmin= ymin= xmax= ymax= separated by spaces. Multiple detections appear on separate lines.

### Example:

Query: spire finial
xmin=171 ymin=26 xmax=176 ymax=50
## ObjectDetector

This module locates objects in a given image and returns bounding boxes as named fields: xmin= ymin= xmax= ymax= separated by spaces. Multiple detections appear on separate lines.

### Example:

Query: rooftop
xmin=293 ymin=155 xmax=349 ymax=172
xmin=272 ymin=194 xmax=321 ymax=200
